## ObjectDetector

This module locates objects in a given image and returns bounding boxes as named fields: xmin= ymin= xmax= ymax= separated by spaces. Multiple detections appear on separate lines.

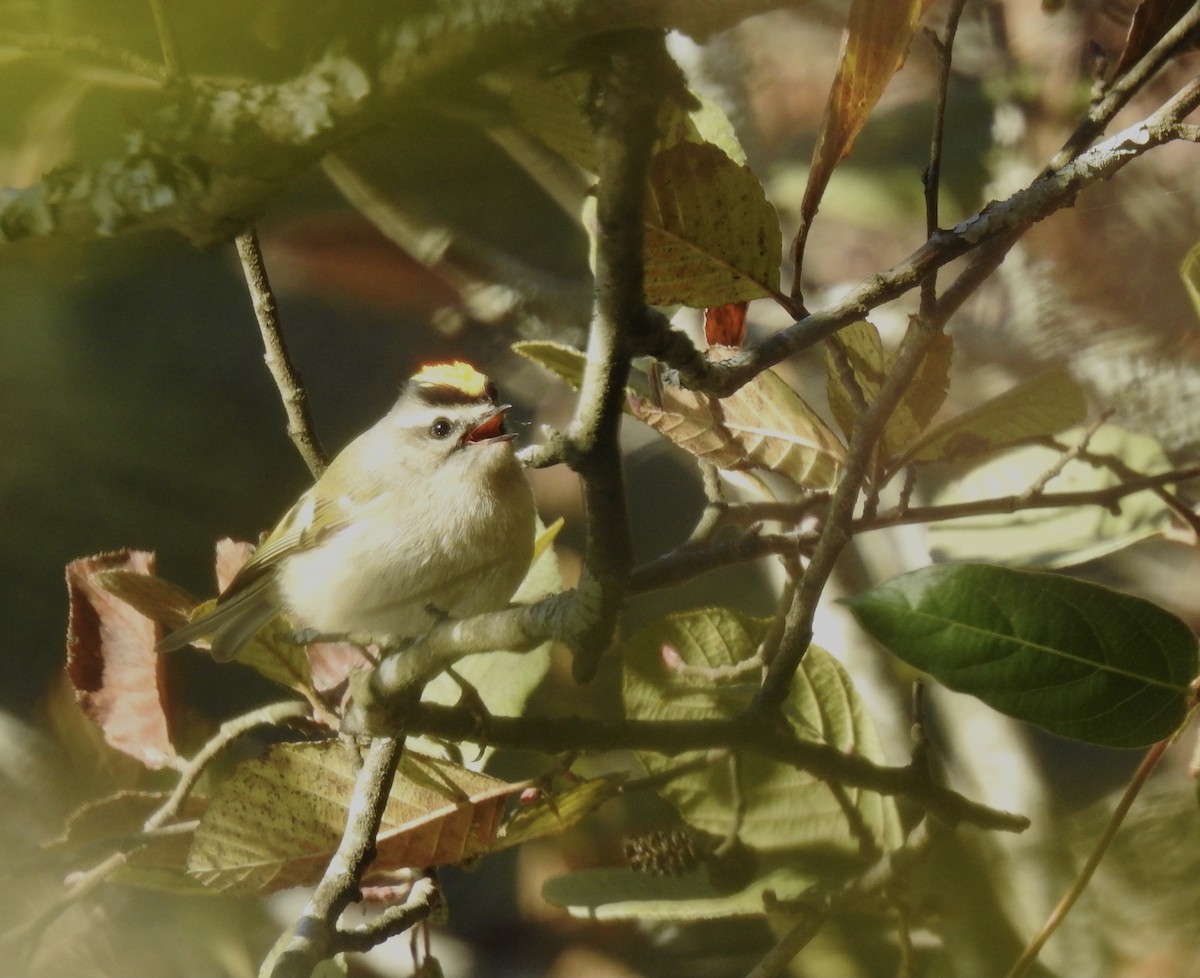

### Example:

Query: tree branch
xmin=403 ymin=703 xmax=1029 ymax=833
xmin=659 ymin=79 xmax=1200 ymax=398
xmin=267 ymin=736 xmax=404 ymax=978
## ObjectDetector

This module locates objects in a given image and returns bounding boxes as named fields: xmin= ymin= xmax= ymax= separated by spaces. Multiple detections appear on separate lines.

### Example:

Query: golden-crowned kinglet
xmin=158 ymin=361 xmax=537 ymax=661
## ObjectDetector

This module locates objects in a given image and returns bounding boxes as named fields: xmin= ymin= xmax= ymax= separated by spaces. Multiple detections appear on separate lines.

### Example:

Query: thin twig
xmin=1003 ymin=735 xmax=1175 ymax=978
xmin=1019 ymin=411 xmax=1111 ymax=501
xmin=0 ymin=31 xmax=168 ymax=83
xmin=335 ymin=875 xmax=440 ymax=953
xmin=235 ymin=229 xmax=328 ymax=477
xmin=148 ymin=0 xmax=183 ymax=77
xmin=755 ymin=236 xmax=1019 ymax=712
xmin=1048 ymin=1 xmax=1200 ymax=170
xmin=655 ymin=77 xmax=1200 ymax=399
xmin=921 ymin=0 xmax=968 ymax=316
xmin=145 ymin=701 xmax=312 ymax=831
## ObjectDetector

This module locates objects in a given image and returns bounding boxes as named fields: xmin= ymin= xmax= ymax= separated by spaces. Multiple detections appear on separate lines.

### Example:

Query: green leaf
xmin=643 ymin=141 xmax=782 ymax=307
xmin=543 ymin=866 xmax=813 ymax=922
xmin=927 ymin=425 xmax=1175 ymax=567
xmin=823 ymin=321 xmax=952 ymax=466
xmin=1182 ymin=239 xmax=1200 ymax=322
xmin=623 ymin=608 xmax=900 ymax=859
xmin=496 ymin=774 xmax=624 ymax=851
xmin=892 ymin=367 xmax=1088 ymax=471
xmin=512 ymin=339 xmax=587 ymax=390
xmin=414 ymin=518 xmax=561 ymax=766
xmin=844 ymin=564 xmax=1198 ymax=748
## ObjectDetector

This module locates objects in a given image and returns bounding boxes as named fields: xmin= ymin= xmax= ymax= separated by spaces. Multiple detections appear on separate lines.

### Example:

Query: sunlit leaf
xmin=512 ymin=339 xmax=588 ymax=391
xmin=514 ymin=342 xmax=841 ymax=487
xmin=623 ymin=608 xmax=901 ymax=860
xmin=927 ymin=425 xmax=1175 ymax=567
xmin=892 ymin=367 xmax=1088 ymax=471
xmin=505 ymin=70 xmax=749 ymax=174
xmin=845 ymin=564 xmax=1198 ymax=748
xmin=496 ymin=775 xmax=625 ymax=851
xmin=92 ymin=571 xmax=197 ymax=630
xmin=188 ymin=743 xmax=523 ymax=893
xmin=643 ymin=141 xmax=782 ymax=307
xmin=66 ymin=550 xmax=178 ymax=770
xmin=631 ymin=356 xmax=844 ymax=490
xmin=823 ymin=320 xmax=952 ymax=466
xmin=794 ymin=0 xmax=937 ymax=279
xmin=544 ymin=866 xmax=813 ymax=922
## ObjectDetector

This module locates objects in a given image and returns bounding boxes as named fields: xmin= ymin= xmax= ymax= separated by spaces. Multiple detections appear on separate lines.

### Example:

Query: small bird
xmin=158 ymin=361 xmax=537 ymax=661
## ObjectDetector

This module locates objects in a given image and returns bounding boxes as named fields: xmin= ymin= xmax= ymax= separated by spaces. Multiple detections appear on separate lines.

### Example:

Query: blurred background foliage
xmin=3 ymin=0 xmax=1200 ymax=976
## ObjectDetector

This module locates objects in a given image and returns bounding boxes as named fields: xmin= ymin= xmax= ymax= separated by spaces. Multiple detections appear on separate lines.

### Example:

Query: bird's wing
xmin=226 ymin=488 xmax=355 ymax=594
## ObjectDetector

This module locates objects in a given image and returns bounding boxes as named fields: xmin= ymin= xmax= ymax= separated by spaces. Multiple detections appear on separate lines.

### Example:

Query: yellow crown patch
xmin=412 ymin=361 xmax=489 ymax=396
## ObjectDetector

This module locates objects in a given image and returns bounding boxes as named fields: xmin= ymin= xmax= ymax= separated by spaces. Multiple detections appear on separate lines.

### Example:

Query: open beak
xmin=465 ymin=404 xmax=515 ymax=445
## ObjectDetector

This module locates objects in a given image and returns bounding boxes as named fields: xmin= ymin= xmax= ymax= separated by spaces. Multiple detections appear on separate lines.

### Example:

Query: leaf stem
xmin=1003 ymin=735 xmax=1174 ymax=978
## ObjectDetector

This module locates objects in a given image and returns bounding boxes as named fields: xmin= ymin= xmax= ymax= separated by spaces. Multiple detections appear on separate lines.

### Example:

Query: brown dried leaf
xmin=795 ymin=0 xmax=937 ymax=278
xmin=66 ymin=551 xmax=178 ymax=770
xmin=631 ymin=350 xmax=844 ymax=490
xmin=188 ymin=742 xmax=524 ymax=893
xmin=1114 ymin=0 xmax=1199 ymax=77
xmin=704 ymin=302 xmax=749 ymax=348
xmin=93 ymin=571 xmax=197 ymax=630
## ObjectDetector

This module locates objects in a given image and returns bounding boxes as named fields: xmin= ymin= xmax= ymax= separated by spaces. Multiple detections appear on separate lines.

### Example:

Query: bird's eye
xmin=430 ymin=417 xmax=453 ymax=439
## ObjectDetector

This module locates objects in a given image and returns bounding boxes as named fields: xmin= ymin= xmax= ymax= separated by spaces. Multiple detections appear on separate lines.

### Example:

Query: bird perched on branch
xmin=159 ymin=361 xmax=537 ymax=661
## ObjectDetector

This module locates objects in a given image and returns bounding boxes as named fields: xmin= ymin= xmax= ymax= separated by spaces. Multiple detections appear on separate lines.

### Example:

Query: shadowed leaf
xmin=926 ymin=425 xmax=1175 ymax=567
xmin=623 ymin=607 xmax=900 ymax=860
xmin=845 ymin=563 xmax=1198 ymax=748
xmin=824 ymin=320 xmax=952 ymax=468
xmin=892 ymin=367 xmax=1088 ymax=471
xmin=1182 ymin=239 xmax=1200 ymax=321
xmin=643 ymin=141 xmax=782 ymax=307
xmin=497 ymin=775 xmax=625 ymax=851
xmin=1113 ymin=0 xmax=1200 ymax=77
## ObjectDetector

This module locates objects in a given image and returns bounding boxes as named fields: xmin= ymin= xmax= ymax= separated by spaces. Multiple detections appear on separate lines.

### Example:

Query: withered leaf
xmin=66 ymin=551 xmax=178 ymax=770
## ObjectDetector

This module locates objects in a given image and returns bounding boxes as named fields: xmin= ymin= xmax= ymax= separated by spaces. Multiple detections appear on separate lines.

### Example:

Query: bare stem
xmin=920 ymin=0 xmax=968 ymax=315
xmin=268 ymin=736 xmax=404 ymax=978
xmin=1003 ymin=736 xmax=1174 ymax=978
xmin=235 ymin=229 xmax=328 ymax=477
